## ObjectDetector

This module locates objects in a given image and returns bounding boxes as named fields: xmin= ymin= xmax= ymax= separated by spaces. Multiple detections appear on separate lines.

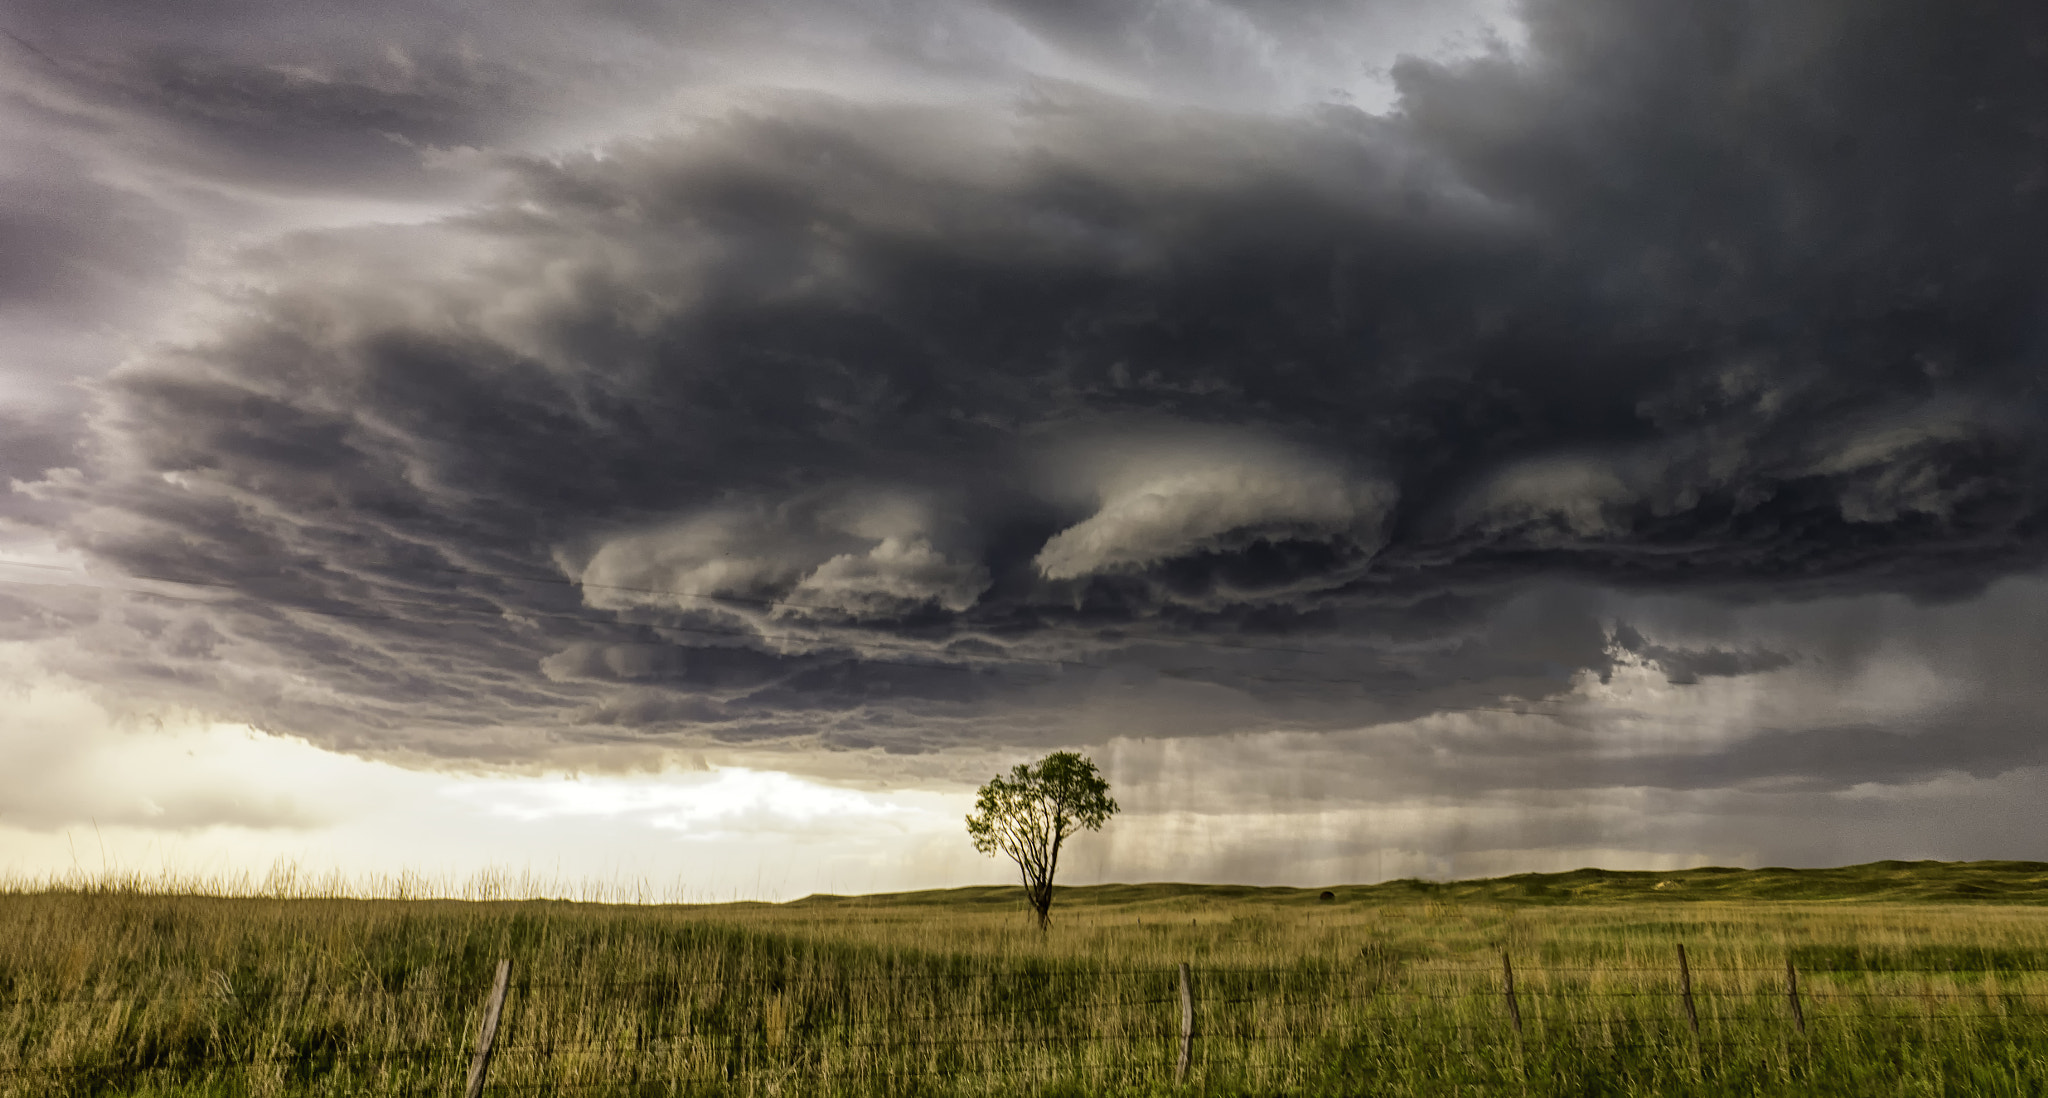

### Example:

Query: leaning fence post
xmin=1677 ymin=944 xmax=1699 ymax=1038
xmin=1502 ymin=952 xmax=1523 ymax=1036
xmin=1786 ymin=956 xmax=1805 ymax=1035
xmin=465 ymin=959 xmax=511 ymax=1098
xmin=1177 ymin=962 xmax=1194 ymax=1083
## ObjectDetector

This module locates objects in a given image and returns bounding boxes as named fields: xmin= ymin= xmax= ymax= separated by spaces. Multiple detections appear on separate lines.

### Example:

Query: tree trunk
xmin=1037 ymin=833 xmax=1062 ymax=932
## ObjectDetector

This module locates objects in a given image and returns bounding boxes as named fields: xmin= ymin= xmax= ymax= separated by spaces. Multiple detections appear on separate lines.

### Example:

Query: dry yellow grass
xmin=5 ymin=864 xmax=2048 ymax=1095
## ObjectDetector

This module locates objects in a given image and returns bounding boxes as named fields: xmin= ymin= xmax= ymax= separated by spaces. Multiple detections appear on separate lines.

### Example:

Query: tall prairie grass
xmin=0 ymin=861 xmax=715 ymax=905
xmin=5 ymin=862 xmax=2048 ymax=1095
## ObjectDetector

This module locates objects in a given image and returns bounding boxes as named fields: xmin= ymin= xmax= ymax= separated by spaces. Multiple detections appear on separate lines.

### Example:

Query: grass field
xmin=6 ymin=860 xmax=2048 ymax=1096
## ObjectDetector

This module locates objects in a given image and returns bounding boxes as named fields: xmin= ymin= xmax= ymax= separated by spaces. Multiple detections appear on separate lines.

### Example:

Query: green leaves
xmin=964 ymin=752 xmax=1118 ymax=928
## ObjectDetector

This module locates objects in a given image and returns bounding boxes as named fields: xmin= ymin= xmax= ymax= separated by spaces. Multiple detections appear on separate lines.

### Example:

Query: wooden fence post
xmin=1676 ymin=944 xmax=1699 ymax=1038
xmin=1176 ymin=962 xmax=1194 ymax=1084
xmin=1502 ymin=952 xmax=1522 ymax=1037
xmin=465 ymin=959 xmax=511 ymax=1098
xmin=1785 ymin=956 xmax=1805 ymax=1036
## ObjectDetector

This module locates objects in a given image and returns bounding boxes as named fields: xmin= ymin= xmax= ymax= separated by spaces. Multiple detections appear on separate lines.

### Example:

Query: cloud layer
xmin=3 ymin=0 xmax=2047 ymax=871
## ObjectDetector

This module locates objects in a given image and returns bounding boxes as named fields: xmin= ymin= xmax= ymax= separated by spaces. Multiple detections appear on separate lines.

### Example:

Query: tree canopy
xmin=966 ymin=751 xmax=1117 ymax=930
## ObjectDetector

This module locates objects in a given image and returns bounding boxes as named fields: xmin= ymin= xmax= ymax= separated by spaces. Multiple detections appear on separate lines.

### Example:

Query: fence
xmin=7 ymin=945 xmax=2048 ymax=1094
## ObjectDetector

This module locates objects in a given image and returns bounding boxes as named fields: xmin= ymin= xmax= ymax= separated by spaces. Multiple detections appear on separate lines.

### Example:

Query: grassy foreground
xmin=5 ymin=860 xmax=2048 ymax=1096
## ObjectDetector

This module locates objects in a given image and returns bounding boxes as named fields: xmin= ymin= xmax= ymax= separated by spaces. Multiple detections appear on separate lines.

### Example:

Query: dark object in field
xmin=1319 ymin=890 xmax=1336 ymax=903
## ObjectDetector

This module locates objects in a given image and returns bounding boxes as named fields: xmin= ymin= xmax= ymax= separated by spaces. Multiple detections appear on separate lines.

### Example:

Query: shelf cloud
xmin=3 ymin=0 xmax=2047 ymax=876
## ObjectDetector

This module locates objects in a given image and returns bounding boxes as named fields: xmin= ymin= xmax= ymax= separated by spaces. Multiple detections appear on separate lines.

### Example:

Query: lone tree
xmin=966 ymin=751 xmax=1118 ymax=931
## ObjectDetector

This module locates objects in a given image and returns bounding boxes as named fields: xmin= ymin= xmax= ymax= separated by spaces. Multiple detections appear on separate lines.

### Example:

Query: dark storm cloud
xmin=0 ymin=140 xmax=183 ymax=514
xmin=0 ymin=409 xmax=77 ymax=487
xmin=985 ymin=0 xmax=1508 ymax=107
xmin=1608 ymin=622 xmax=1792 ymax=684
xmin=25 ymin=1 xmax=2048 ymax=780
xmin=3 ymin=0 xmax=624 ymax=197
xmin=0 ymin=149 xmax=180 ymax=315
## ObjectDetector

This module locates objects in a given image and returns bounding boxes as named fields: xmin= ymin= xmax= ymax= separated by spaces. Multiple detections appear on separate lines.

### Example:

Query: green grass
xmin=6 ymin=860 xmax=2048 ymax=1096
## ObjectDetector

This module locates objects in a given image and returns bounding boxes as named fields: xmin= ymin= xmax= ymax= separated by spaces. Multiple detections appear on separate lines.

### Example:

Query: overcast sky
xmin=3 ymin=0 xmax=2047 ymax=899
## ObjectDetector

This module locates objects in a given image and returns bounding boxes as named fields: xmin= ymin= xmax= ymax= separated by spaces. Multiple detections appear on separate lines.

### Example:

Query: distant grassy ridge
xmin=13 ymin=857 xmax=2047 ymax=908
xmin=790 ymin=859 xmax=2048 ymax=910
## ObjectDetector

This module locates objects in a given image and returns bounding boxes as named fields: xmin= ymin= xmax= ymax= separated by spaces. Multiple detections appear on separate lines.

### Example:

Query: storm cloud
xmin=3 ymin=0 xmax=2048 ymax=870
